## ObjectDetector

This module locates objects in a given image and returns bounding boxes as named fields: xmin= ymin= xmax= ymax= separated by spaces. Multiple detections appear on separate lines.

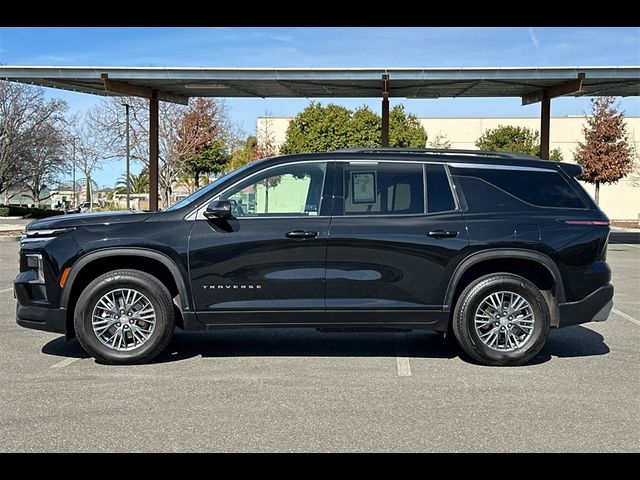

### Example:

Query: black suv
xmin=15 ymin=148 xmax=613 ymax=366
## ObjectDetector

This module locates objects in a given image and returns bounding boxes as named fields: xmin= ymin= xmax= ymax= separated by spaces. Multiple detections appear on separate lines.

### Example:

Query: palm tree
xmin=114 ymin=170 xmax=150 ymax=194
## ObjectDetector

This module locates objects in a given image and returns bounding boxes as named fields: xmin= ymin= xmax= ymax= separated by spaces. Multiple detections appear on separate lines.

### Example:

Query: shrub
xmin=0 ymin=205 xmax=65 ymax=219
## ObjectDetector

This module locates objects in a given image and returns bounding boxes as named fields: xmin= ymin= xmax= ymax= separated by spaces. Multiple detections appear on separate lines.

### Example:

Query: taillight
xmin=564 ymin=220 xmax=609 ymax=226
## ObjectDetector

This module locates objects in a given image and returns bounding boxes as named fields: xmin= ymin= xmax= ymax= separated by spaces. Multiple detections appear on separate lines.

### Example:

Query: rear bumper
xmin=16 ymin=303 xmax=67 ymax=334
xmin=558 ymin=284 xmax=614 ymax=328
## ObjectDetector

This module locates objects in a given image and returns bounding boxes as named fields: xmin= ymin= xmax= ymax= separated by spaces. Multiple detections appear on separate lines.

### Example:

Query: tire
xmin=452 ymin=273 xmax=550 ymax=366
xmin=74 ymin=269 xmax=175 ymax=365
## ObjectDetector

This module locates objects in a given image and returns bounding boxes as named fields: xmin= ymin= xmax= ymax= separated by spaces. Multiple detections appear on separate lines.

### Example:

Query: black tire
xmin=452 ymin=273 xmax=550 ymax=366
xmin=74 ymin=269 xmax=175 ymax=365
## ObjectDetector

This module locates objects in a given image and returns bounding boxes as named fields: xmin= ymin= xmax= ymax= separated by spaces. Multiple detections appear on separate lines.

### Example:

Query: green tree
xmin=182 ymin=139 xmax=229 ymax=188
xmin=115 ymin=170 xmax=150 ymax=194
xmin=229 ymin=136 xmax=259 ymax=171
xmin=279 ymin=102 xmax=428 ymax=154
xmin=428 ymin=133 xmax=452 ymax=149
xmin=349 ymin=106 xmax=381 ymax=147
xmin=229 ymin=121 xmax=279 ymax=173
xmin=574 ymin=97 xmax=634 ymax=204
xmin=388 ymin=105 xmax=428 ymax=148
xmin=475 ymin=125 xmax=563 ymax=160
xmin=280 ymin=103 xmax=354 ymax=154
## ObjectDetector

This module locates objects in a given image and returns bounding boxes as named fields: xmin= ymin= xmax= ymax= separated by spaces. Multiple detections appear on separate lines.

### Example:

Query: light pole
xmin=122 ymin=103 xmax=131 ymax=210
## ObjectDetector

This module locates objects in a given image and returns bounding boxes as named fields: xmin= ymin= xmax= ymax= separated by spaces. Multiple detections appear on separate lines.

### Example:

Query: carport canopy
xmin=2 ymin=65 xmax=639 ymax=210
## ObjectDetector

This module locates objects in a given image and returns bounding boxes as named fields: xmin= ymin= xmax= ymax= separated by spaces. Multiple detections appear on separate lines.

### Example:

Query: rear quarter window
xmin=450 ymin=166 xmax=587 ymax=210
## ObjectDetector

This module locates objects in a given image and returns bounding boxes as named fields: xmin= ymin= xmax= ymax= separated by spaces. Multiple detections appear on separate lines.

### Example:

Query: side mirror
xmin=204 ymin=200 xmax=233 ymax=219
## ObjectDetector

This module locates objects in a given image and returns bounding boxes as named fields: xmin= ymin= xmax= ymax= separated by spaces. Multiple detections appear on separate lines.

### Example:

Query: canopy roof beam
xmin=101 ymin=74 xmax=189 ymax=105
xmin=521 ymin=74 xmax=585 ymax=106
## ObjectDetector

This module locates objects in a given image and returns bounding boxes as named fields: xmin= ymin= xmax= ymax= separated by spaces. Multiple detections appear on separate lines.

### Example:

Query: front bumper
xmin=16 ymin=303 xmax=67 ymax=334
xmin=558 ymin=284 xmax=614 ymax=328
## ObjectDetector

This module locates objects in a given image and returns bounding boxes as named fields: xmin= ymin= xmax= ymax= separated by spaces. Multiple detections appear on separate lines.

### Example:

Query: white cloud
xmin=527 ymin=27 xmax=540 ymax=49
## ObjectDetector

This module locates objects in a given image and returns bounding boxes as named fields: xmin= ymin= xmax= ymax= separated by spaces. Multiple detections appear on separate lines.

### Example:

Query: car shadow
xmin=41 ymin=337 xmax=90 ymax=359
xmin=528 ymin=325 xmax=610 ymax=365
xmin=41 ymin=325 xmax=609 ymax=366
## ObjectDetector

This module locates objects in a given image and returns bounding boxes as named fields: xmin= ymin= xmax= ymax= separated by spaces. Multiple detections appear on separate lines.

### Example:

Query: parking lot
xmin=0 ymin=233 xmax=638 ymax=452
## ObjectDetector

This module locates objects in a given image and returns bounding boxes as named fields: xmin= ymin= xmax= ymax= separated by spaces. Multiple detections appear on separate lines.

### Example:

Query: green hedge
xmin=0 ymin=205 xmax=65 ymax=219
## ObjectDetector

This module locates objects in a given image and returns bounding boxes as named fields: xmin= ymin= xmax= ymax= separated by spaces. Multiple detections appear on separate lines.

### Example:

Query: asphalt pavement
xmin=0 ymin=233 xmax=638 ymax=452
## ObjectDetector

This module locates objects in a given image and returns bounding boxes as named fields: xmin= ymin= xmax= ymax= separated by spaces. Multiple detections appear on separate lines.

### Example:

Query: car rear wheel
xmin=452 ymin=273 xmax=550 ymax=366
xmin=74 ymin=269 xmax=175 ymax=364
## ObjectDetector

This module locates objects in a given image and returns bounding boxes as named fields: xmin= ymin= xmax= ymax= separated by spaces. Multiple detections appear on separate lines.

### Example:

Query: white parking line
xmin=0 ymin=287 xmax=13 ymax=293
xmin=50 ymin=357 xmax=82 ymax=369
xmin=612 ymin=308 xmax=640 ymax=327
xmin=395 ymin=334 xmax=412 ymax=377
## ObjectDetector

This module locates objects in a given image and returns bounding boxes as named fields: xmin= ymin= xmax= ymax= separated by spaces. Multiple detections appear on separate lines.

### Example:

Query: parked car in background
xmin=15 ymin=148 xmax=613 ymax=366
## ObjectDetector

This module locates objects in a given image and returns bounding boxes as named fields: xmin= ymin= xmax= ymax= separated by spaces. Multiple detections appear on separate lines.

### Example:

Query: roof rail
xmin=332 ymin=147 xmax=538 ymax=160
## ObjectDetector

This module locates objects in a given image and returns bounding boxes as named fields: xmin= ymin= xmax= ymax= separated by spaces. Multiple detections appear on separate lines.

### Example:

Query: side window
xmin=343 ymin=162 xmax=424 ymax=215
xmin=452 ymin=176 xmax=525 ymax=213
xmin=220 ymin=162 xmax=327 ymax=217
xmin=425 ymin=164 xmax=456 ymax=213
xmin=450 ymin=166 xmax=586 ymax=209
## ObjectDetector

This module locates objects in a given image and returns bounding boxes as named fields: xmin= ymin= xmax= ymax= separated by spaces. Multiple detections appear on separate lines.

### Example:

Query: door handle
xmin=428 ymin=230 xmax=458 ymax=238
xmin=286 ymin=230 xmax=319 ymax=239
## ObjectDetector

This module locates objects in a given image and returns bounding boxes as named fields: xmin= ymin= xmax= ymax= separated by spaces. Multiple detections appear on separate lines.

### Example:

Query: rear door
xmin=325 ymin=160 xmax=468 ymax=325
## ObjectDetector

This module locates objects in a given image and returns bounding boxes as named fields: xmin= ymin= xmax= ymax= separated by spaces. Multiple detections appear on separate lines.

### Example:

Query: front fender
xmin=60 ymin=247 xmax=193 ymax=312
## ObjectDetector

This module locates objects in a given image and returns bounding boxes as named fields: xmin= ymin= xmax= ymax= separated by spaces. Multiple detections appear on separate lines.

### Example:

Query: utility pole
xmin=122 ymin=103 xmax=131 ymax=209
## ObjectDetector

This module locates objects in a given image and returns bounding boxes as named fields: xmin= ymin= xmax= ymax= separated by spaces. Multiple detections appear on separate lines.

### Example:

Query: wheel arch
xmin=444 ymin=249 xmax=564 ymax=327
xmin=62 ymin=248 xmax=192 ymax=337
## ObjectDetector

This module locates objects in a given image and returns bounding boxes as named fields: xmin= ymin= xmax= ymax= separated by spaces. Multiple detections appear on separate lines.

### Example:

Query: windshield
xmin=166 ymin=162 xmax=256 ymax=212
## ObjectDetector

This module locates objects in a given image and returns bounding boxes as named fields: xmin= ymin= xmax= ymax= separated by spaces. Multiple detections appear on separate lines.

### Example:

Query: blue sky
xmin=1 ymin=27 xmax=639 ymax=188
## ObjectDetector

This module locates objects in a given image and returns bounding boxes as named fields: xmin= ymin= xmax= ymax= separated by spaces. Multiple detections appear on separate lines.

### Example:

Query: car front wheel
xmin=74 ymin=269 xmax=175 ymax=364
xmin=452 ymin=273 xmax=550 ymax=366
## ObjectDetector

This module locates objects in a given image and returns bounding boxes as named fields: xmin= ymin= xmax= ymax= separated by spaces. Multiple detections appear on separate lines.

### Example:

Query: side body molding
xmin=60 ymin=248 xmax=192 ymax=311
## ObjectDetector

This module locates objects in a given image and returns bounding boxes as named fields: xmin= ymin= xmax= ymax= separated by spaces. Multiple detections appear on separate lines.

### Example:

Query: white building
xmin=258 ymin=116 xmax=640 ymax=222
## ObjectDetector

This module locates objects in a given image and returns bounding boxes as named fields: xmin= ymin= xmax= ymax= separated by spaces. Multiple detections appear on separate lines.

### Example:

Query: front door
xmin=326 ymin=161 xmax=468 ymax=325
xmin=189 ymin=161 xmax=333 ymax=325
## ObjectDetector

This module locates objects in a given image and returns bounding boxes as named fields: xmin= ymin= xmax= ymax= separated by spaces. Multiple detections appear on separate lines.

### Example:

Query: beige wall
xmin=258 ymin=116 xmax=640 ymax=221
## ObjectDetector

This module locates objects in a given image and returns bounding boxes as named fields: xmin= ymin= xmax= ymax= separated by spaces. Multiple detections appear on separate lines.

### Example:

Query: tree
xmin=388 ymin=105 xmax=428 ymax=148
xmin=176 ymin=98 xmax=234 ymax=188
xmin=279 ymin=102 xmax=428 ymax=154
xmin=89 ymin=96 xmax=238 ymax=207
xmin=229 ymin=118 xmax=278 ymax=171
xmin=229 ymin=135 xmax=259 ymax=171
xmin=428 ymin=133 xmax=452 ymax=149
xmin=69 ymin=113 xmax=105 ymax=210
xmin=181 ymin=139 xmax=229 ymax=188
xmin=349 ymin=106 xmax=381 ymax=147
xmin=0 ymin=81 xmax=67 ymax=197
xmin=475 ymin=125 xmax=563 ymax=160
xmin=574 ymin=97 xmax=634 ymax=204
xmin=115 ymin=170 xmax=150 ymax=194
xmin=21 ymin=122 xmax=67 ymax=206
xmin=88 ymin=97 xmax=186 ymax=208
xmin=280 ymin=103 xmax=354 ymax=154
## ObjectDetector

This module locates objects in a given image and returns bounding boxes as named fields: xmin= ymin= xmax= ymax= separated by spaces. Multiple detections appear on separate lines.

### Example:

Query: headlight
xmin=25 ymin=253 xmax=45 ymax=284
xmin=25 ymin=228 xmax=74 ymax=238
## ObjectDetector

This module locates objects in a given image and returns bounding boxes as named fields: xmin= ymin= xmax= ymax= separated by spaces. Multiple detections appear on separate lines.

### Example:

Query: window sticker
xmin=351 ymin=171 xmax=377 ymax=204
